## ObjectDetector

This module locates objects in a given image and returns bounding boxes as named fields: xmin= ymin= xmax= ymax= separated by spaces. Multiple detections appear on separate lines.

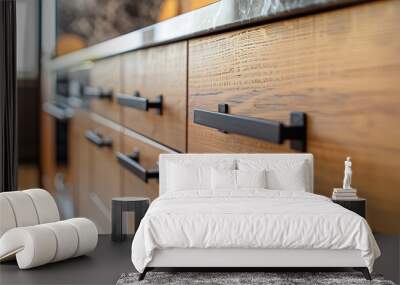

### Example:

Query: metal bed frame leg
xmin=354 ymin=267 xmax=371 ymax=280
xmin=138 ymin=268 xmax=148 ymax=281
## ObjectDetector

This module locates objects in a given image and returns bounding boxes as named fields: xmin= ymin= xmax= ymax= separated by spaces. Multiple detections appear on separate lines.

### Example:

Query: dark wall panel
xmin=18 ymin=80 xmax=39 ymax=164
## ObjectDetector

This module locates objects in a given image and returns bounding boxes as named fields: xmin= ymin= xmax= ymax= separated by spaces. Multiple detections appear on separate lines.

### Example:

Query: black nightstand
xmin=111 ymin=197 xmax=150 ymax=242
xmin=332 ymin=198 xmax=366 ymax=218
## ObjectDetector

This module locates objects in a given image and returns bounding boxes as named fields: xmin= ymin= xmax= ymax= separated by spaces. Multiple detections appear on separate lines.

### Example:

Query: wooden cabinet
xmin=84 ymin=114 xmax=122 ymax=234
xmin=120 ymin=42 xmax=187 ymax=152
xmin=88 ymin=56 xmax=122 ymax=123
xmin=49 ymin=0 xmax=400 ymax=235
xmin=187 ymin=0 xmax=400 ymax=233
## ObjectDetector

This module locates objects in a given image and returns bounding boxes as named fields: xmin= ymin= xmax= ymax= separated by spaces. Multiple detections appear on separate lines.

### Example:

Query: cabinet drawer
xmin=85 ymin=114 xmax=122 ymax=233
xmin=188 ymin=1 xmax=400 ymax=233
xmin=68 ymin=109 xmax=92 ymax=218
xmin=120 ymin=42 xmax=187 ymax=152
xmin=87 ymin=56 xmax=121 ymax=123
xmin=119 ymin=129 xmax=175 ymax=201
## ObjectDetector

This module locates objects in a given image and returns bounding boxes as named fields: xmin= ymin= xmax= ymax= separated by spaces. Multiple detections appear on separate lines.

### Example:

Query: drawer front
xmin=121 ymin=41 xmax=187 ymax=152
xmin=85 ymin=114 xmax=122 ymax=233
xmin=188 ymin=1 xmax=400 ymax=233
xmin=120 ymin=129 xmax=175 ymax=201
xmin=88 ymin=56 xmax=121 ymax=123
xmin=68 ymin=109 xmax=92 ymax=218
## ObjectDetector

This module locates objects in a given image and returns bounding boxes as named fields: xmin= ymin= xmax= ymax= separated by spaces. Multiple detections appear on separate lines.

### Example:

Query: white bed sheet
xmin=131 ymin=190 xmax=380 ymax=273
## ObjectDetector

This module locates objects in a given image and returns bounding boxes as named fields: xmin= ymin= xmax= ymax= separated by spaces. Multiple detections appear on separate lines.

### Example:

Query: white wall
xmin=41 ymin=0 xmax=56 ymax=58
xmin=16 ymin=0 xmax=39 ymax=79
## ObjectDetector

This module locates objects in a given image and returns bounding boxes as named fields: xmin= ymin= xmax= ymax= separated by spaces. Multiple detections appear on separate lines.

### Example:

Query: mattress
xmin=131 ymin=190 xmax=380 ymax=273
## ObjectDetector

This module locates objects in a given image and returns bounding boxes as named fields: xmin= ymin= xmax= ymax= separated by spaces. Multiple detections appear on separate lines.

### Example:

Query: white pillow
xmin=267 ymin=163 xmax=307 ymax=191
xmin=237 ymin=169 xmax=266 ymax=189
xmin=211 ymin=169 xmax=267 ymax=190
xmin=238 ymin=159 xmax=308 ymax=191
xmin=211 ymin=169 xmax=236 ymax=190
xmin=167 ymin=160 xmax=235 ymax=192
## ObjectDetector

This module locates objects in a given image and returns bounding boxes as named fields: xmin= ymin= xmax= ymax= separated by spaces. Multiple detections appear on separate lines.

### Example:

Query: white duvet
xmin=131 ymin=190 xmax=380 ymax=273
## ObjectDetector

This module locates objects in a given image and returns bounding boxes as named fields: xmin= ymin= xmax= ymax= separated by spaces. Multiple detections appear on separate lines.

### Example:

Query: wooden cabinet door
xmin=87 ymin=56 xmax=122 ymax=123
xmin=120 ymin=129 xmax=176 ymax=201
xmin=40 ymin=111 xmax=56 ymax=193
xmin=84 ymin=114 xmax=122 ymax=234
xmin=67 ymin=110 xmax=80 ymax=215
xmin=188 ymin=0 xmax=400 ymax=233
xmin=68 ymin=109 xmax=92 ymax=218
xmin=121 ymin=42 xmax=187 ymax=152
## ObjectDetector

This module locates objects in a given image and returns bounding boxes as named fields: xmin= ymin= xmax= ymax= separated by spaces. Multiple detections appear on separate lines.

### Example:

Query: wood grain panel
xmin=68 ymin=109 xmax=92 ymax=218
xmin=188 ymin=0 xmax=400 ymax=233
xmin=67 ymin=110 xmax=80 ymax=212
xmin=121 ymin=128 xmax=176 ymax=234
xmin=121 ymin=129 xmax=172 ymax=201
xmin=86 ymin=115 xmax=122 ymax=233
xmin=122 ymin=42 xmax=187 ymax=152
xmin=40 ymin=111 xmax=56 ymax=193
xmin=90 ymin=56 xmax=122 ymax=123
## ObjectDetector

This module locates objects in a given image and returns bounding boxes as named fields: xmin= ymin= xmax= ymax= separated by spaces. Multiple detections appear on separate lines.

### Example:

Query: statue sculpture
xmin=343 ymin=157 xmax=352 ymax=190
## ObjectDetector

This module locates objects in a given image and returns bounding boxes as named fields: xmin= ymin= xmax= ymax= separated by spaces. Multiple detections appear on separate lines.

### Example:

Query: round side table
xmin=111 ymin=197 xmax=150 ymax=242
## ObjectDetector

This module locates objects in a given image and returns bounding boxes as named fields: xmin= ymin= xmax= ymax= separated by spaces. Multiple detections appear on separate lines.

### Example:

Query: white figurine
xmin=343 ymin=157 xmax=352 ymax=190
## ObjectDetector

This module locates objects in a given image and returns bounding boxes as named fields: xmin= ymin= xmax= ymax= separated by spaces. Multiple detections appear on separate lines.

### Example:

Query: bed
xmin=131 ymin=154 xmax=380 ymax=280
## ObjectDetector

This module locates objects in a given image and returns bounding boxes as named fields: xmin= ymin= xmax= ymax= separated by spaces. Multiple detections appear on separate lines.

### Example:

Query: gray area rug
xmin=116 ymin=272 xmax=396 ymax=285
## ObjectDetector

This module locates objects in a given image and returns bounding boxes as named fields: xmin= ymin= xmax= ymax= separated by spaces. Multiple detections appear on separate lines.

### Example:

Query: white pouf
xmin=1 ymin=191 xmax=40 ymax=227
xmin=0 ymin=189 xmax=98 ymax=269
xmin=65 ymin=218 xmax=98 ymax=257
xmin=0 ymin=196 xmax=17 ymax=237
xmin=24 ymin=188 xmax=60 ymax=223
xmin=42 ymin=220 xmax=79 ymax=262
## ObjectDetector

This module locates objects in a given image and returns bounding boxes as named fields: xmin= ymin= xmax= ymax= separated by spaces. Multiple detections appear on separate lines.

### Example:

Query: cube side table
xmin=332 ymin=198 xmax=366 ymax=218
xmin=112 ymin=197 xmax=150 ymax=242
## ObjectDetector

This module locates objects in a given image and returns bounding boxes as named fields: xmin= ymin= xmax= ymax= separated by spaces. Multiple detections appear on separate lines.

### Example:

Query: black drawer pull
xmin=193 ymin=104 xmax=307 ymax=152
xmin=83 ymin=86 xmax=113 ymax=100
xmin=85 ymin=130 xmax=113 ymax=147
xmin=117 ymin=91 xmax=163 ymax=115
xmin=116 ymin=150 xmax=159 ymax=183
xmin=43 ymin=102 xmax=73 ymax=121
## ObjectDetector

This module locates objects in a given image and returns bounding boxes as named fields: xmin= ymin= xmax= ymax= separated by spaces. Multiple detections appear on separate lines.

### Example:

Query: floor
xmin=1 ymin=234 xmax=398 ymax=284
xmin=0 ymin=235 xmax=134 ymax=285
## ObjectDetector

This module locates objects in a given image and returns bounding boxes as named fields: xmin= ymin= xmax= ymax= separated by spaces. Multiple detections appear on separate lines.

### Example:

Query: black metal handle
xmin=68 ymin=80 xmax=82 ymax=97
xmin=193 ymin=104 xmax=307 ymax=152
xmin=43 ymin=102 xmax=73 ymax=121
xmin=85 ymin=130 xmax=113 ymax=147
xmin=117 ymin=91 xmax=163 ymax=115
xmin=116 ymin=150 xmax=158 ymax=183
xmin=83 ymin=86 xmax=113 ymax=100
